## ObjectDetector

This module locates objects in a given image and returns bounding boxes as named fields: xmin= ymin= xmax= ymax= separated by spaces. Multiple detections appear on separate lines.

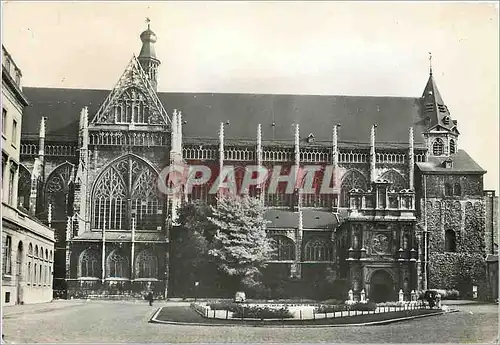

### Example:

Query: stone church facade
xmin=17 ymin=25 xmax=496 ymax=301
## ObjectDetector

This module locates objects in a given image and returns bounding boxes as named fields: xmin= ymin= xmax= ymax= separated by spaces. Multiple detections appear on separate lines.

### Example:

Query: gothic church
xmin=18 ymin=24 xmax=495 ymax=301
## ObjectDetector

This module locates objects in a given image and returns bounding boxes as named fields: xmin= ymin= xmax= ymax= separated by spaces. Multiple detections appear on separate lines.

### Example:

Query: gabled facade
xmin=17 ymin=25 xmax=496 ymax=301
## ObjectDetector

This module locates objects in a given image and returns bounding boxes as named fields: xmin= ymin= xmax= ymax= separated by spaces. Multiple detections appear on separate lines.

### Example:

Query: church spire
xmin=138 ymin=18 xmax=160 ymax=91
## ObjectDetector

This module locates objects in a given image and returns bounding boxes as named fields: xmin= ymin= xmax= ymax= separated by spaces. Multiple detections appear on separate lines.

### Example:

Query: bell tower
xmin=138 ymin=18 xmax=160 ymax=91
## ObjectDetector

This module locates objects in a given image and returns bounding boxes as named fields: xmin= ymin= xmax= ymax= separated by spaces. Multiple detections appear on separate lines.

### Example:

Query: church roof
xmin=416 ymin=149 xmax=486 ymax=174
xmin=21 ymin=87 xmax=428 ymax=148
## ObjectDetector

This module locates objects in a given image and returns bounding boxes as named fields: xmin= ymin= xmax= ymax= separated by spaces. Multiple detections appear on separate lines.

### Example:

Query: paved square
xmin=2 ymin=300 xmax=498 ymax=343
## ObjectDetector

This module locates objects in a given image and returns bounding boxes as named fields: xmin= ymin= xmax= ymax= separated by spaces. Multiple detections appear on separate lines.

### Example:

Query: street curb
xmin=149 ymin=307 xmax=458 ymax=328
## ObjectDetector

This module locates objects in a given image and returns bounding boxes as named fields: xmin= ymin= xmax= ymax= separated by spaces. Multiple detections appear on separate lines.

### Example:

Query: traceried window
xmin=79 ymin=249 xmax=100 ymax=278
xmin=46 ymin=162 xmax=74 ymax=221
xmin=432 ymin=138 xmax=444 ymax=156
xmin=92 ymin=155 xmax=162 ymax=231
xmin=106 ymin=250 xmax=129 ymax=278
xmin=135 ymin=249 xmax=158 ymax=278
xmin=340 ymin=170 xmax=368 ymax=207
xmin=453 ymin=183 xmax=461 ymax=196
xmin=380 ymin=170 xmax=407 ymax=192
xmin=114 ymin=87 xmax=150 ymax=124
xmin=304 ymin=239 xmax=333 ymax=261
xmin=449 ymin=139 xmax=456 ymax=155
xmin=271 ymin=235 xmax=295 ymax=261
xmin=445 ymin=230 xmax=457 ymax=252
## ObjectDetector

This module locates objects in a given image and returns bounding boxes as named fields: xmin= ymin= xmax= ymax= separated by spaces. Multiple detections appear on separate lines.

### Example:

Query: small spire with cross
xmin=428 ymin=52 xmax=433 ymax=76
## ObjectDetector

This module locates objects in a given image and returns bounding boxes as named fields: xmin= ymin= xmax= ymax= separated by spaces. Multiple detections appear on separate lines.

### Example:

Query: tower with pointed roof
xmin=138 ymin=18 xmax=160 ymax=91
xmin=421 ymin=54 xmax=460 ymax=157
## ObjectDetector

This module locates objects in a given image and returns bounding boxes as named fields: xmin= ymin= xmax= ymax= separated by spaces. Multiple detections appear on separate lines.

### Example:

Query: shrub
xmin=315 ymin=304 xmax=347 ymax=313
xmin=320 ymin=299 xmax=344 ymax=305
xmin=377 ymin=301 xmax=406 ymax=307
xmin=232 ymin=306 xmax=293 ymax=319
xmin=207 ymin=302 xmax=241 ymax=313
xmin=349 ymin=302 xmax=377 ymax=311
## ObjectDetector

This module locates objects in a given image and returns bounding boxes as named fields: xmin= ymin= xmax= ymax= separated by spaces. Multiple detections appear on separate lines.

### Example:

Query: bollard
xmin=313 ymin=310 xmax=316 ymax=320
xmin=226 ymin=310 xmax=229 ymax=320
xmin=300 ymin=310 xmax=302 ymax=320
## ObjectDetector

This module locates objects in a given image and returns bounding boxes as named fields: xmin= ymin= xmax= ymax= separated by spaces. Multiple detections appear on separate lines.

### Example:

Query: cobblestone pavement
xmin=1 ymin=300 xmax=498 ymax=343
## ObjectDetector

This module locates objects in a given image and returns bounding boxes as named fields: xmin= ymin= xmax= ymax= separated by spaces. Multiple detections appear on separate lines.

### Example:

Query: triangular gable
xmin=91 ymin=55 xmax=170 ymax=125
xmin=427 ymin=124 xmax=451 ymax=133
xmin=450 ymin=126 xmax=460 ymax=135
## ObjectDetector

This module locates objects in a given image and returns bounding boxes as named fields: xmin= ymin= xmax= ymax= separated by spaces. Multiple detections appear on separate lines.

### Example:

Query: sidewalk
xmin=2 ymin=300 xmax=86 ymax=317
xmin=442 ymin=299 xmax=494 ymax=305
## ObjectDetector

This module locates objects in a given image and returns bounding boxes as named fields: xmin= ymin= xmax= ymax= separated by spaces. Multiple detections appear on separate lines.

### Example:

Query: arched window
xmin=16 ymin=241 xmax=23 ymax=282
xmin=445 ymin=230 xmax=457 ymax=252
xmin=93 ymin=155 xmax=161 ymax=231
xmin=34 ymin=263 xmax=38 ymax=284
xmin=453 ymin=183 xmax=461 ymax=196
xmin=340 ymin=170 xmax=368 ymax=207
xmin=135 ymin=250 xmax=158 ymax=278
xmin=79 ymin=249 xmax=100 ymax=278
xmin=304 ymin=239 xmax=333 ymax=261
xmin=380 ymin=170 xmax=407 ymax=192
xmin=18 ymin=165 xmax=31 ymax=209
xmin=271 ymin=235 xmax=295 ymax=261
xmin=39 ymin=265 xmax=42 ymax=285
xmin=449 ymin=139 xmax=456 ymax=154
xmin=432 ymin=138 xmax=444 ymax=156
xmin=106 ymin=250 xmax=129 ymax=278
xmin=444 ymin=183 xmax=453 ymax=196
xmin=28 ymin=243 xmax=33 ymax=256
xmin=27 ymin=262 xmax=31 ymax=285
xmin=34 ymin=245 xmax=39 ymax=258
xmin=46 ymin=162 xmax=74 ymax=221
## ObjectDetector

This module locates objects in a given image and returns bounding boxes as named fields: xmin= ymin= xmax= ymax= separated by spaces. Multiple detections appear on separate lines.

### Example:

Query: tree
xmin=208 ymin=194 xmax=275 ymax=291
xmin=170 ymin=201 xmax=216 ymax=296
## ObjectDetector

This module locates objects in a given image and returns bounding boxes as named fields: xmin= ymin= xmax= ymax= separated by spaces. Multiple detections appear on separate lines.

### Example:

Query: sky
xmin=2 ymin=1 xmax=499 ymax=191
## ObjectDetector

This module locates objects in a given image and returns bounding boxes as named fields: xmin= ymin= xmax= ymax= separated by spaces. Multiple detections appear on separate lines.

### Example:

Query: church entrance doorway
xmin=370 ymin=269 xmax=394 ymax=302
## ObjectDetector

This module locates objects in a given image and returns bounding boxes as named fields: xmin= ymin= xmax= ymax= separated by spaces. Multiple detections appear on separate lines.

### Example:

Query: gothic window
xmin=444 ymin=183 xmax=453 ymax=196
xmin=453 ymin=183 xmax=461 ymax=196
xmin=18 ymin=165 xmax=31 ymax=209
xmin=304 ymin=239 xmax=333 ymax=261
xmin=106 ymin=250 xmax=129 ymax=278
xmin=114 ymin=87 xmax=150 ymax=124
xmin=445 ymin=230 xmax=457 ymax=252
xmin=135 ymin=249 xmax=158 ymax=278
xmin=45 ymin=162 xmax=74 ymax=221
xmin=340 ymin=170 xmax=368 ymax=207
xmin=380 ymin=170 xmax=407 ymax=192
xmin=79 ymin=249 xmax=100 ymax=278
xmin=449 ymin=139 xmax=456 ymax=154
xmin=271 ymin=235 xmax=295 ymax=261
xmin=432 ymin=138 xmax=444 ymax=156
xmin=93 ymin=155 xmax=161 ymax=231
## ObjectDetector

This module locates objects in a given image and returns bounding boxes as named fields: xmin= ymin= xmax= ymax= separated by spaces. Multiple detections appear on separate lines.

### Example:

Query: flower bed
xmin=315 ymin=302 xmax=377 ymax=314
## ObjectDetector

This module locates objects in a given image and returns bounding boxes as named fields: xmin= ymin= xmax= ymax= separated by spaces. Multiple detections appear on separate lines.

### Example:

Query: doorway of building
xmin=370 ymin=269 xmax=394 ymax=302
xmin=16 ymin=241 xmax=24 ymax=304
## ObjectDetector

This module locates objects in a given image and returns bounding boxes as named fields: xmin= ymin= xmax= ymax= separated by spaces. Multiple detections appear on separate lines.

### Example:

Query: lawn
xmin=152 ymin=305 xmax=443 ymax=326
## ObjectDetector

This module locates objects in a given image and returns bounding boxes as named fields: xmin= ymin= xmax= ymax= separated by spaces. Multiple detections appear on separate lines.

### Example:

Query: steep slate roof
xmin=265 ymin=209 xmax=339 ymax=229
xmin=416 ymin=149 xmax=486 ymax=174
xmin=22 ymin=87 xmax=428 ymax=148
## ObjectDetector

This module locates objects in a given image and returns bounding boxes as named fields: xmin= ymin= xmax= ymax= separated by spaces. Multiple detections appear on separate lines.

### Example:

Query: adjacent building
xmin=2 ymin=45 xmax=55 ymax=305
xmin=17 ymin=25 xmax=498 ymax=301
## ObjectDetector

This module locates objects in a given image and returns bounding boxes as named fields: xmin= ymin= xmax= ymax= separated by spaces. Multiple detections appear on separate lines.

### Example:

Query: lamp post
xmin=194 ymin=281 xmax=199 ymax=302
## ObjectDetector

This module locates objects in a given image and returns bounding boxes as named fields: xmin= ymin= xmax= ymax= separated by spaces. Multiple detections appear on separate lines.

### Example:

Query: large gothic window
xmin=106 ymin=250 xmax=129 ymax=278
xmin=304 ymin=239 xmax=333 ymax=261
xmin=340 ymin=170 xmax=368 ymax=207
xmin=432 ymin=138 xmax=444 ymax=156
xmin=135 ymin=249 xmax=158 ymax=278
xmin=18 ymin=165 xmax=31 ymax=209
xmin=114 ymin=87 xmax=150 ymax=124
xmin=92 ymin=155 xmax=162 ymax=231
xmin=271 ymin=235 xmax=295 ymax=261
xmin=46 ymin=162 xmax=74 ymax=221
xmin=79 ymin=249 xmax=100 ymax=278
xmin=380 ymin=170 xmax=407 ymax=192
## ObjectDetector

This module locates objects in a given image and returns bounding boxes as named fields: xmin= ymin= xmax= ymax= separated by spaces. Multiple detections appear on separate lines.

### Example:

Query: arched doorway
xmin=16 ymin=241 xmax=24 ymax=304
xmin=370 ymin=270 xmax=394 ymax=302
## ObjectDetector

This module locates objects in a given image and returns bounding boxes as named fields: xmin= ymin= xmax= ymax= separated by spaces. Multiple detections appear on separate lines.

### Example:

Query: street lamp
xmin=194 ymin=281 xmax=199 ymax=302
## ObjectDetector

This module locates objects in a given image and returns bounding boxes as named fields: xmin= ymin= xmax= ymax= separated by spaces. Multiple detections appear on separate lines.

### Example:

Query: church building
xmin=17 ymin=24 xmax=496 ymax=302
